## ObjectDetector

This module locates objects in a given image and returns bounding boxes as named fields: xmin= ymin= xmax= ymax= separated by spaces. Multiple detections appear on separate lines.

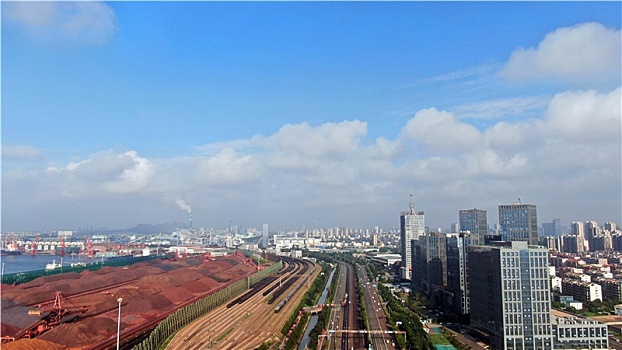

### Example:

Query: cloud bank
xmin=3 ymin=87 xmax=620 ymax=231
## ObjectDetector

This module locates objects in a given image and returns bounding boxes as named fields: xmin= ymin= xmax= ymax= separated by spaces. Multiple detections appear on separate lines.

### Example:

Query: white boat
xmin=46 ymin=260 xmax=62 ymax=270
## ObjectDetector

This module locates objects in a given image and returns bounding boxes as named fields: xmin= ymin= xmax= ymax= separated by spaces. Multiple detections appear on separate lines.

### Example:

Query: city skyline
xmin=2 ymin=2 xmax=621 ymax=232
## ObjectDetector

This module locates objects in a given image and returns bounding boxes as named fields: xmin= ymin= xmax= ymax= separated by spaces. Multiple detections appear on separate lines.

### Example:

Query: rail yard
xmin=166 ymin=257 xmax=318 ymax=349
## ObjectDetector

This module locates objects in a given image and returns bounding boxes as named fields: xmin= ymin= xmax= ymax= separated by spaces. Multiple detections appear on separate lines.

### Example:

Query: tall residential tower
xmin=400 ymin=194 xmax=425 ymax=280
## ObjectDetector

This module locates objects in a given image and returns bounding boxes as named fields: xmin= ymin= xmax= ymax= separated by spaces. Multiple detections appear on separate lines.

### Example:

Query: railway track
xmin=341 ymin=262 xmax=364 ymax=350
xmin=166 ymin=258 xmax=317 ymax=350
xmin=226 ymin=260 xmax=295 ymax=308
xmin=322 ymin=261 xmax=364 ymax=350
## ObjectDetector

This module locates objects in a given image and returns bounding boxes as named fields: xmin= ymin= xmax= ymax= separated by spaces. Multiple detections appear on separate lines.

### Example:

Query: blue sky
xmin=2 ymin=1 xmax=621 ymax=232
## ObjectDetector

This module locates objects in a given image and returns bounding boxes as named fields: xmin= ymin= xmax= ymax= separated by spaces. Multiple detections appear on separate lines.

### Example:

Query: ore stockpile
xmin=0 ymin=254 xmax=258 ymax=350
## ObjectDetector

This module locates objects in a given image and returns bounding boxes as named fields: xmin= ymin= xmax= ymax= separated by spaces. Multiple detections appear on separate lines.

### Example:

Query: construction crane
xmin=1 ymin=291 xmax=87 ymax=343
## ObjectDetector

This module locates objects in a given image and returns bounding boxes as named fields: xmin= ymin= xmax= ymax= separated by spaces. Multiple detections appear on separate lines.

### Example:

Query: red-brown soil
xmin=0 ymin=254 xmax=257 ymax=349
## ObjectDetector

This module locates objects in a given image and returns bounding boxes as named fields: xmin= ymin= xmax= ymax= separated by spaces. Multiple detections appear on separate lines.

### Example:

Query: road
xmin=357 ymin=263 xmax=398 ymax=350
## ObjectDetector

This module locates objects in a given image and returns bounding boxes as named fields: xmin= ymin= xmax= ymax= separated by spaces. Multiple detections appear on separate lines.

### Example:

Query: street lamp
xmin=116 ymin=297 xmax=123 ymax=350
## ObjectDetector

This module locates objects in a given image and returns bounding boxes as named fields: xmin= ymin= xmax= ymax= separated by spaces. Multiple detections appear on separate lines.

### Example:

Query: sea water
xmin=0 ymin=254 xmax=84 ymax=275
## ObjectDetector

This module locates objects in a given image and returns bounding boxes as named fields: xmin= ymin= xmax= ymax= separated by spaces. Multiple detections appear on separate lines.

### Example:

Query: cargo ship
xmin=0 ymin=249 xmax=21 ymax=256
xmin=1 ymin=242 xmax=22 ymax=256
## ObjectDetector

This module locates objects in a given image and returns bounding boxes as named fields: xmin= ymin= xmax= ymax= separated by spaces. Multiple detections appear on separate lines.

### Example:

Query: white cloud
xmin=401 ymin=108 xmax=483 ymax=153
xmin=196 ymin=148 xmax=261 ymax=186
xmin=105 ymin=151 xmax=154 ymax=194
xmin=499 ymin=22 xmax=621 ymax=86
xmin=484 ymin=120 xmax=544 ymax=155
xmin=267 ymin=120 xmax=368 ymax=159
xmin=2 ymin=145 xmax=43 ymax=160
xmin=466 ymin=150 xmax=529 ymax=179
xmin=44 ymin=150 xmax=154 ymax=196
xmin=544 ymin=87 xmax=621 ymax=140
xmin=3 ymin=1 xmax=117 ymax=44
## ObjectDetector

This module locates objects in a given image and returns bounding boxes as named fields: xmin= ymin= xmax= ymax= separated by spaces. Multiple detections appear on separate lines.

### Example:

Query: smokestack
xmin=189 ymin=212 xmax=193 ymax=229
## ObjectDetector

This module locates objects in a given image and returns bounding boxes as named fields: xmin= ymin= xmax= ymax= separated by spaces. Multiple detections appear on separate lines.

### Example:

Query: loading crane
xmin=0 ymin=291 xmax=87 ymax=343
xmin=30 ymin=236 xmax=40 ymax=255
xmin=84 ymin=236 xmax=95 ymax=258
xmin=58 ymin=234 xmax=66 ymax=256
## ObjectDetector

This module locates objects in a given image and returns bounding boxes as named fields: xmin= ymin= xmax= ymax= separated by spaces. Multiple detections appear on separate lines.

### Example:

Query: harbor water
xmin=0 ymin=254 xmax=89 ymax=275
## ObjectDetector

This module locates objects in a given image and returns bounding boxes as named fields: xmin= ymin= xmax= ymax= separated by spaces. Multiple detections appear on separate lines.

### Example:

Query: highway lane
xmin=357 ymin=263 xmax=397 ymax=350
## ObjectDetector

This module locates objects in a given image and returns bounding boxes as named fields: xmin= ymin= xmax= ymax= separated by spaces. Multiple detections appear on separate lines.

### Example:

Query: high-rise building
xmin=426 ymin=232 xmax=448 ymax=287
xmin=561 ymin=235 xmax=578 ymax=253
xmin=262 ymin=224 xmax=269 ymax=248
xmin=571 ymin=222 xmax=586 ymax=252
xmin=411 ymin=232 xmax=448 ymax=295
xmin=400 ymin=194 xmax=424 ymax=280
xmin=585 ymin=221 xmax=600 ymax=251
xmin=552 ymin=219 xmax=561 ymax=236
xmin=450 ymin=223 xmax=459 ymax=233
xmin=446 ymin=232 xmax=472 ymax=315
xmin=469 ymin=241 xmax=553 ymax=350
xmin=542 ymin=222 xmax=556 ymax=237
xmin=459 ymin=208 xmax=488 ymax=245
xmin=498 ymin=199 xmax=538 ymax=245
xmin=542 ymin=219 xmax=561 ymax=237
xmin=411 ymin=239 xmax=424 ymax=291
xmin=604 ymin=222 xmax=617 ymax=232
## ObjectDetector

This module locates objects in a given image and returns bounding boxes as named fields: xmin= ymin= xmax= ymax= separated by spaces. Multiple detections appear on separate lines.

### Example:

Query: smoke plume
xmin=176 ymin=199 xmax=192 ymax=213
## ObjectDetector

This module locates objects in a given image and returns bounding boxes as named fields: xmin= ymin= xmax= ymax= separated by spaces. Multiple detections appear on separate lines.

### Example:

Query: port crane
xmin=84 ymin=236 xmax=95 ymax=258
xmin=30 ymin=236 xmax=40 ymax=255
xmin=0 ymin=291 xmax=87 ymax=343
xmin=58 ymin=234 xmax=66 ymax=256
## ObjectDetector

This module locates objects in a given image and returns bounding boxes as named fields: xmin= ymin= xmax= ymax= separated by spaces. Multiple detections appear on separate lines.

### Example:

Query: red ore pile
xmin=1 ymin=254 xmax=256 ymax=349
